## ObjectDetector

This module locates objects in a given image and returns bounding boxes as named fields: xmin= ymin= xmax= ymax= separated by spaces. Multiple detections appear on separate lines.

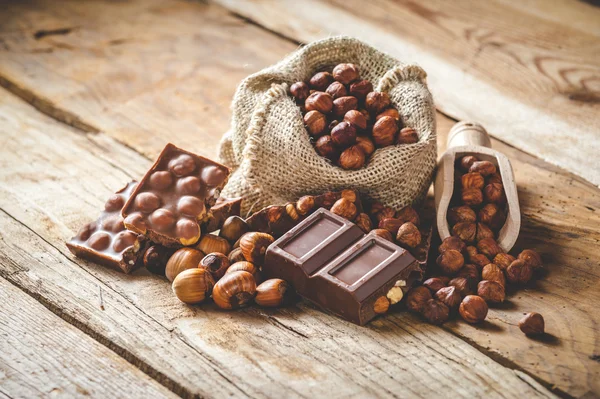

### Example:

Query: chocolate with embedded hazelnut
xmin=122 ymin=143 xmax=230 ymax=247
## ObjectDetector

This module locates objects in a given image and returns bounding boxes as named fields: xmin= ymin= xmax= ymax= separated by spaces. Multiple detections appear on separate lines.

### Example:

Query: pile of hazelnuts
xmin=290 ymin=63 xmax=418 ymax=170
xmin=143 ymin=220 xmax=295 ymax=310
xmin=403 ymin=155 xmax=546 ymax=337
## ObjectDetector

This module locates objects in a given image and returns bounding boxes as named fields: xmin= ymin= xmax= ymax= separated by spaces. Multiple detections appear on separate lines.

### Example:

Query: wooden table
xmin=1 ymin=1 xmax=598 ymax=398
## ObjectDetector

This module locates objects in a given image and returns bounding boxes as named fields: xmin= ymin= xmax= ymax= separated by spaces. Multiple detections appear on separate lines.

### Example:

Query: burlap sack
xmin=219 ymin=36 xmax=436 ymax=215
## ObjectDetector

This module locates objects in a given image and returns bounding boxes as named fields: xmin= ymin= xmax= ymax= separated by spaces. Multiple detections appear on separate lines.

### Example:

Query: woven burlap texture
xmin=219 ymin=36 xmax=437 ymax=216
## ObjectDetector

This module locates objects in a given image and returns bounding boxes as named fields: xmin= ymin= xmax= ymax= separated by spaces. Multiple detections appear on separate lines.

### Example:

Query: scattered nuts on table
xmin=289 ymin=63 xmax=419 ymax=170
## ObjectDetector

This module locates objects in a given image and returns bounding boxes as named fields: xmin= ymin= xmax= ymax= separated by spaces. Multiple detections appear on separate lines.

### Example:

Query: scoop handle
xmin=447 ymin=121 xmax=492 ymax=149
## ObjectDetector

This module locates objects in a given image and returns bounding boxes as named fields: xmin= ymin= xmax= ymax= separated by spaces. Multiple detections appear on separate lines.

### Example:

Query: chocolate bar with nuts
xmin=203 ymin=197 xmax=243 ymax=233
xmin=263 ymin=208 xmax=423 ymax=325
xmin=67 ymin=181 xmax=146 ymax=273
xmin=122 ymin=143 xmax=230 ymax=247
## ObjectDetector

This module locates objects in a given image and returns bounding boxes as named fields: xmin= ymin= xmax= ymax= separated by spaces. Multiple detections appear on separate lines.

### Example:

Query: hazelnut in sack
xmin=219 ymin=36 xmax=436 ymax=215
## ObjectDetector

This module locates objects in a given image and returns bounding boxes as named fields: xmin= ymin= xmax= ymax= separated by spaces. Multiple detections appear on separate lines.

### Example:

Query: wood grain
xmin=214 ymin=0 xmax=600 ymax=187
xmin=0 ymin=85 xmax=555 ymax=398
xmin=0 ymin=277 xmax=176 ymax=399
xmin=0 ymin=0 xmax=598 ymax=397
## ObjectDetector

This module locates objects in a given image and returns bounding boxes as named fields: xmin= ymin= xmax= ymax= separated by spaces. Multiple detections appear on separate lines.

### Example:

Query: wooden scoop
xmin=434 ymin=121 xmax=520 ymax=252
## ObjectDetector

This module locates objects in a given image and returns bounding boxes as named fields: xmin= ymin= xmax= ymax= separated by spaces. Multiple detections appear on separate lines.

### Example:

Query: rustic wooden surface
xmin=0 ymin=0 xmax=598 ymax=398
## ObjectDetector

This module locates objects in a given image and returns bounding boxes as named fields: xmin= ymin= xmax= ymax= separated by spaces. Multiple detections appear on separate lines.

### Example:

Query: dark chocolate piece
xmin=204 ymin=197 xmax=243 ymax=233
xmin=122 ymin=143 xmax=230 ymax=247
xmin=264 ymin=209 xmax=423 ymax=325
xmin=67 ymin=181 xmax=146 ymax=273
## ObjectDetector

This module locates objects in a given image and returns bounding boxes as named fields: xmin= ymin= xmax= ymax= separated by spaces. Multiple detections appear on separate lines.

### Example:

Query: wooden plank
xmin=0 ymin=277 xmax=176 ymax=399
xmin=213 ymin=0 xmax=600 ymax=187
xmin=0 ymin=0 xmax=294 ymax=160
xmin=0 ymin=0 xmax=597 ymax=396
xmin=0 ymin=86 xmax=556 ymax=397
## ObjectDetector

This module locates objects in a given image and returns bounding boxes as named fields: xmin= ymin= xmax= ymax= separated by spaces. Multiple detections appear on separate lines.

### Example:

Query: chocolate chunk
xmin=122 ymin=143 xmax=230 ymax=247
xmin=263 ymin=208 xmax=423 ymax=325
xmin=67 ymin=181 xmax=146 ymax=273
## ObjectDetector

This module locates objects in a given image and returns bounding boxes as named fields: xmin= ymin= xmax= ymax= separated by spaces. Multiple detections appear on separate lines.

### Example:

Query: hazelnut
xmin=448 ymin=206 xmax=477 ymax=225
xmin=476 ymin=222 xmax=495 ymax=242
xmin=519 ymin=312 xmax=545 ymax=336
xmin=315 ymin=135 xmax=340 ymax=161
xmin=165 ymin=247 xmax=205 ymax=282
xmin=396 ymin=206 xmax=420 ymax=226
xmin=469 ymin=253 xmax=490 ymax=269
xmin=506 ymin=259 xmax=533 ymax=285
xmin=386 ymin=286 xmax=404 ymax=305
xmin=478 ymin=203 xmax=505 ymax=230
xmin=459 ymin=155 xmax=479 ymax=171
xmin=373 ymin=296 xmax=391 ymax=314
xmin=354 ymin=213 xmax=372 ymax=233
xmin=375 ymin=207 xmax=396 ymax=223
xmin=333 ymin=63 xmax=360 ymax=84
xmin=477 ymin=280 xmax=505 ymax=303
xmin=200 ymin=252 xmax=230 ymax=281
xmin=255 ymin=279 xmax=293 ymax=307
xmin=457 ymin=264 xmax=480 ymax=284
xmin=435 ymin=286 xmax=462 ymax=309
xmin=320 ymin=191 xmax=339 ymax=207
xmin=372 ymin=116 xmax=399 ymax=147
xmin=355 ymin=136 xmax=375 ymax=156
xmin=493 ymin=253 xmax=516 ymax=271
xmin=459 ymin=295 xmax=488 ymax=324
xmin=379 ymin=217 xmax=403 ymax=236
xmin=331 ymin=121 xmax=357 ymax=148
xmin=365 ymin=92 xmax=391 ymax=115
xmin=212 ymin=270 xmax=256 ymax=310
xmin=296 ymin=195 xmax=315 ymax=215
xmin=436 ymin=249 xmax=464 ymax=275
xmin=488 ymin=173 xmax=502 ymax=185
xmin=349 ymin=80 xmax=373 ymax=101
xmin=518 ymin=249 xmax=542 ymax=269
xmin=309 ymin=71 xmax=333 ymax=91
xmin=449 ymin=277 xmax=474 ymax=297
xmin=341 ymin=189 xmax=357 ymax=202
xmin=332 ymin=96 xmax=358 ymax=118
xmin=290 ymin=81 xmax=310 ymax=102
xmin=375 ymin=108 xmax=401 ymax=122
xmin=240 ymin=232 xmax=274 ymax=264
xmin=423 ymin=277 xmax=446 ymax=293
xmin=358 ymin=108 xmax=372 ymax=124
xmin=477 ymin=237 xmax=503 ymax=258
xmin=461 ymin=188 xmax=483 ymax=206
xmin=172 ymin=268 xmax=215 ymax=305
xmin=469 ymin=160 xmax=496 ymax=176
xmin=481 ymin=263 xmax=506 ymax=287
xmin=344 ymin=110 xmax=368 ymax=131
xmin=326 ymin=81 xmax=348 ymax=99
xmin=484 ymin=183 xmax=505 ymax=204
xmin=396 ymin=127 xmax=419 ymax=145
xmin=228 ymin=247 xmax=246 ymax=264
xmin=405 ymin=286 xmax=432 ymax=313
xmin=303 ymin=110 xmax=328 ymax=137
xmin=143 ymin=245 xmax=175 ymax=275
xmin=452 ymin=222 xmax=477 ymax=243
xmin=370 ymin=228 xmax=393 ymax=242
xmin=422 ymin=299 xmax=450 ymax=325
xmin=219 ymin=216 xmax=250 ymax=244
xmin=339 ymin=145 xmax=366 ymax=170
xmin=285 ymin=203 xmax=299 ymax=222
xmin=305 ymin=91 xmax=333 ymax=113
xmin=439 ymin=236 xmax=466 ymax=254
xmin=396 ymin=222 xmax=421 ymax=248
xmin=330 ymin=198 xmax=358 ymax=220
xmin=461 ymin=172 xmax=485 ymax=189
xmin=226 ymin=261 xmax=258 ymax=277
xmin=329 ymin=120 xmax=339 ymax=130
xmin=197 ymin=234 xmax=231 ymax=256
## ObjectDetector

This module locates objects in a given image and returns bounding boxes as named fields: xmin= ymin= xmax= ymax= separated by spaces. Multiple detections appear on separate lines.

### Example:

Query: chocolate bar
xmin=122 ymin=143 xmax=230 ymax=247
xmin=67 ymin=181 xmax=146 ymax=273
xmin=263 ymin=208 xmax=423 ymax=325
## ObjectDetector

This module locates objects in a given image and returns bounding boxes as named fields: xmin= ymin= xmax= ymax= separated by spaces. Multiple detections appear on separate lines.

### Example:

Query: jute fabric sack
xmin=219 ymin=36 xmax=436 ymax=215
